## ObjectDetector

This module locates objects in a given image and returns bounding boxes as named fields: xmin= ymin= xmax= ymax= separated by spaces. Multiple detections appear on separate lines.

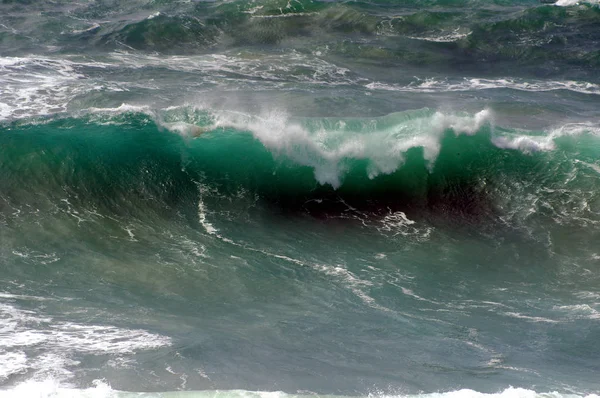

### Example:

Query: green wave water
xmin=1 ymin=0 xmax=600 ymax=396
xmin=2 ymin=109 xmax=599 ymax=215
xmin=2 ymin=109 xmax=600 ymax=394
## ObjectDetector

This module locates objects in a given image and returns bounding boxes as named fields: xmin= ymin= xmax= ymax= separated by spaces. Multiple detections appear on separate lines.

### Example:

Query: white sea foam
xmin=366 ymin=78 xmax=600 ymax=95
xmin=0 ymin=57 xmax=83 ymax=120
xmin=0 ymin=52 xmax=359 ymax=121
xmin=84 ymin=103 xmax=152 ymax=115
xmin=575 ymin=160 xmax=600 ymax=175
xmin=493 ymin=121 xmax=600 ymax=154
xmin=0 ymin=56 xmax=126 ymax=121
xmin=0 ymin=292 xmax=58 ymax=301
xmin=250 ymin=12 xmax=319 ymax=18
xmin=491 ymin=136 xmax=555 ymax=153
xmin=555 ymin=0 xmax=600 ymax=6
xmin=0 ymin=384 xmax=596 ymax=398
xmin=206 ymin=108 xmax=492 ymax=188
xmin=377 ymin=211 xmax=432 ymax=241
xmin=502 ymin=312 xmax=559 ymax=323
xmin=197 ymin=197 xmax=218 ymax=236
xmin=312 ymin=262 xmax=387 ymax=309
xmin=406 ymin=29 xmax=471 ymax=43
xmin=574 ymin=291 xmax=600 ymax=300
xmin=107 ymin=51 xmax=357 ymax=87
xmin=399 ymin=287 xmax=441 ymax=305
xmin=71 ymin=23 xmax=101 ymax=35
xmin=553 ymin=304 xmax=600 ymax=320
xmin=550 ymin=122 xmax=600 ymax=138
xmin=1 ymin=53 xmax=597 ymax=125
xmin=0 ymin=299 xmax=171 ymax=384
xmin=0 ymin=351 xmax=28 ymax=381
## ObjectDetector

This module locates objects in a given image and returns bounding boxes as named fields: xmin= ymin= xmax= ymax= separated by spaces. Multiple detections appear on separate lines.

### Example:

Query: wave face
xmin=2 ymin=0 xmax=600 ymax=396
xmin=2 ymin=110 xmax=600 ymax=394
xmin=2 ymin=108 xmax=599 ymax=221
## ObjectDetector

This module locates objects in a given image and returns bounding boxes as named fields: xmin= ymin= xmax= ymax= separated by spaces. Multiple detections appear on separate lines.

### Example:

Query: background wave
xmin=1 ymin=0 xmax=599 ymax=78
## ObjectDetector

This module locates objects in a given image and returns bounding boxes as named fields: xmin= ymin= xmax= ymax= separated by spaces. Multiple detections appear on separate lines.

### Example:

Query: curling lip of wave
xmin=163 ymin=107 xmax=600 ymax=188
xmin=177 ymin=108 xmax=496 ymax=188
xmin=62 ymin=105 xmax=599 ymax=196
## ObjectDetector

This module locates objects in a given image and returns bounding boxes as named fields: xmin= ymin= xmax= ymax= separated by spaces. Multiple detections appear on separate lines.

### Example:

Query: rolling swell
xmin=2 ymin=0 xmax=600 ymax=78
xmin=1 ymin=109 xmax=598 ymax=227
xmin=96 ymin=1 xmax=600 ymax=68
xmin=460 ymin=5 xmax=600 ymax=71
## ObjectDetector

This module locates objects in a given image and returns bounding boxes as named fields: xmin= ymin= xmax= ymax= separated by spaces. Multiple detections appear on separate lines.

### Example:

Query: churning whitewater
xmin=1 ymin=0 xmax=600 ymax=397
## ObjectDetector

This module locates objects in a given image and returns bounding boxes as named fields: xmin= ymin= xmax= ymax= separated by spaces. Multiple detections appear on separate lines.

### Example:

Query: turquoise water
xmin=1 ymin=0 xmax=600 ymax=397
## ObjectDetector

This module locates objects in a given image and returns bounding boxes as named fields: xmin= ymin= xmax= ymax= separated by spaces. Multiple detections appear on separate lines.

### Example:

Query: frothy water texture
xmin=1 ymin=0 xmax=600 ymax=397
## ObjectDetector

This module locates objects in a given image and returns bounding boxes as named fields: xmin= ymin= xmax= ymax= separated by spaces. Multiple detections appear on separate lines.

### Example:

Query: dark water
xmin=1 ymin=0 xmax=599 ymax=397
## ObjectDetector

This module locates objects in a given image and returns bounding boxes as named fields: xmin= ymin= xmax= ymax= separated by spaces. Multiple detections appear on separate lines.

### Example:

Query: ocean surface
xmin=1 ymin=0 xmax=600 ymax=397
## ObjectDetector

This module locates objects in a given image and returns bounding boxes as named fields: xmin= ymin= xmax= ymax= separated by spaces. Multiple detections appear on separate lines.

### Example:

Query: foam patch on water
xmin=0 ymin=51 xmax=361 ymax=121
xmin=84 ymin=103 xmax=152 ymax=115
xmin=406 ymin=29 xmax=471 ymax=43
xmin=107 ymin=51 xmax=359 ymax=88
xmin=0 ymin=384 xmax=597 ymax=398
xmin=0 ymin=56 xmax=122 ymax=121
xmin=377 ymin=211 xmax=433 ymax=241
xmin=501 ymin=312 xmax=559 ymax=323
xmin=0 ymin=57 xmax=82 ymax=120
xmin=1 ymin=53 xmax=597 ymax=124
xmin=0 ymin=351 xmax=28 ymax=381
xmin=0 ymin=298 xmax=171 ymax=384
xmin=553 ymin=304 xmax=600 ymax=320
xmin=366 ymin=78 xmax=600 ymax=95
xmin=555 ymin=0 xmax=600 ymax=6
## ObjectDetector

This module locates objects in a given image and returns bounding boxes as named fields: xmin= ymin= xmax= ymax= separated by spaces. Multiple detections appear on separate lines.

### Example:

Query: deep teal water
xmin=1 ymin=0 xmax=599 ymax=397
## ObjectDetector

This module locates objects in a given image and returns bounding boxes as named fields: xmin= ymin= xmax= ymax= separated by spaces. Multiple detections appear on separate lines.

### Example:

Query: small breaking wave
xmin=0 ymin=384 xmax=597 ymax=398
xmin=366 ymin=78 xmax=600 ymax=95
xmin=554 ymin=0 xmax=600 ymax=6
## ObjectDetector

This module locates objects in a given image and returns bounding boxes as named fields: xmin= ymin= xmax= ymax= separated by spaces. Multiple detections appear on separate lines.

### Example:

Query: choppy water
xmin=1 ymin=0 xmax=599 ymax=397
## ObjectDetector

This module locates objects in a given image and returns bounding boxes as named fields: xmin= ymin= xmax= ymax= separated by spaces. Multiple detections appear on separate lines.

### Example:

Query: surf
xmin=2 ymin=107 xmax=599 ymax=227
xmin=1 ymin=383 xmax=598 ymax=398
